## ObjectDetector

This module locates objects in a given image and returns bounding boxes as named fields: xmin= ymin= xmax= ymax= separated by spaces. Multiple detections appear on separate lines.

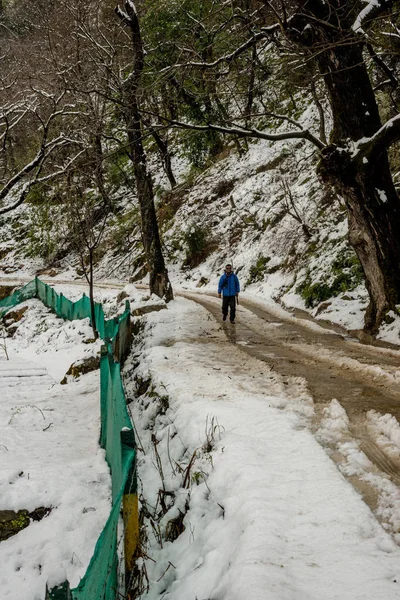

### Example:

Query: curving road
xmin=2 ymin=276 xmax=400 ymax=523
xmin=180 ymin=291 xmax=400 ymax=504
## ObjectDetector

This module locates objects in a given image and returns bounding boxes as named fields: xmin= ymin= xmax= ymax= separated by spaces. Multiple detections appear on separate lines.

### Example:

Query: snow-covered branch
xmin=161 ymin=117 xmax=326 ymax=150
xmin=0 ymin=131 xmax=75 ymax=202
xmin=0 ymin=182 xmax=31 ymax=215
xmin=159 ymin=31 xmax=271 ymax=73
xmin=116 ymin=0 xmax=138 ymax=26
xmin=0 ymin=80 xmax=91 ymax=215
xmin=352 ymin=0 xmax=393 ymax=34
xmin=0 ymin=146 xmax=46 ymax=201
xmin=355 ymin=114 xmax=400 ymax=160
xmin=0 ymin=142 xmax=86 ymax=216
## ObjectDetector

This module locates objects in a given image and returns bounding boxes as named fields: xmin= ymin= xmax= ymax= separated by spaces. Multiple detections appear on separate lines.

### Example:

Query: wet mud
xmin=181 ymin=291 xmax=400 ymax=524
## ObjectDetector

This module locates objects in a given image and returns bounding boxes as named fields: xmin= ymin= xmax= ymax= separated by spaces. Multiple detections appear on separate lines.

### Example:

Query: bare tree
xmin=278 ymin=176 xmax=312 ymax=240
xmin=51 ymin=0 xmax=174 ymax=300
xmin=0 ymin=92 xmax=85 ymax=216
xmin=66 ymin=184 xmax=109 ymax=339
xmin=116 ymin=0 xmax=173 ymax=301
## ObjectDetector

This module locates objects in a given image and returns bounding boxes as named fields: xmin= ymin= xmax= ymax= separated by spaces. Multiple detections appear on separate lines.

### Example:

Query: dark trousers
xmin=222 ymin=295 xmax=236 ymax=321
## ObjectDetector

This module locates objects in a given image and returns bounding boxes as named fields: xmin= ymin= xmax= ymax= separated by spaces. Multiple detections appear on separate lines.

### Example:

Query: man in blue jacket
xmin=218 ymin=263 xmax=240 ymax=323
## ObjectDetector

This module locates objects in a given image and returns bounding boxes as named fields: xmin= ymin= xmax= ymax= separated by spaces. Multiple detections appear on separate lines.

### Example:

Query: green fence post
xmin=45 ymin=580 xmax=72 ymax=600
xmin=111 ymin=316 xmax=120 ymax=363
xmin=121 ymin=428 xmax=138 ymax=597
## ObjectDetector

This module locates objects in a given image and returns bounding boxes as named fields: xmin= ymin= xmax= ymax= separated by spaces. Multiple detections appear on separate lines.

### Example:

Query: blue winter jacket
xmin=218 ymin=272 xmax=240 ymax=296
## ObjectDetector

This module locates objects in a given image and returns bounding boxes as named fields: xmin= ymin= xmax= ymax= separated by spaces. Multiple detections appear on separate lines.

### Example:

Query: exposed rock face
xmin=0 ymin=285 xmax=15 ymax=301
xmin=60 ymin=354 xmax=100 ymax=384
xmin=196 ymin=277 xmax=209 ymax=288
xmin=0 ymin=507 xmax=51 ymax=541
xmin=315 ymin=301 xmax=332 ymax=316
xmin=4 ymin=306 xmax=28 ymax=323
xmin=116 ymin=290 xmax=129 ymax=304
xmin=131 ymin=304 xmax=166 ymax=317
xmin=2 ymin=306 xmax=29 ymax=337
xmin=35 ymin=268 xmax=58 ymax=277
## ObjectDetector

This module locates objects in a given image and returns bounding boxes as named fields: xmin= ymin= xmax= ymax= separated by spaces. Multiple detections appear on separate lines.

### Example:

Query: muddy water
xmin=181 ymin=291 xmax=400 ymax=519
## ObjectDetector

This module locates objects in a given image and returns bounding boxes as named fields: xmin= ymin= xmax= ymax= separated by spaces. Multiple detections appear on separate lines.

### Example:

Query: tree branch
xmin=159 ymin=116 xmax=326 ymax=150
xmin=0 ymin=142 xmax=85 ymax=215
xmin=159 ymin=31 xmax=268 ymax=73
xmin=367 ymin=43 xmax=398 ymax=89
xmin=352 ymin=0 xmax=394 ymax=34
xmin=0 ymin=145 xmax=46 ymax=201
xmin=355 ymin=114 xmax=400 ymax=161
xmin=0 ymin=182 xmax=32 ymax=215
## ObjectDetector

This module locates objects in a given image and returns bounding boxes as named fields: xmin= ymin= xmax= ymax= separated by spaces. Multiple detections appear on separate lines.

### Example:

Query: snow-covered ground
xmin=2 ymin=279 xmax=400 ymax=599
xmin=0 ymin=299 xmax=110 ymax=600
xmin=124 ymin=296 xmax=400 ymax=600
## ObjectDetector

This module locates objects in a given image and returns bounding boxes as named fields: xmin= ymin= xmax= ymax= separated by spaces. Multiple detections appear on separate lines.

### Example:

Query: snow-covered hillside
xmin=2 ymin=113 xmax=400 ymax=345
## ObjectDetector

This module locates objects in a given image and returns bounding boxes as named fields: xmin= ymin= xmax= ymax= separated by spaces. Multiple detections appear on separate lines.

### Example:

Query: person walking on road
xmin=218 ymin=264 xmax=240 ymax=323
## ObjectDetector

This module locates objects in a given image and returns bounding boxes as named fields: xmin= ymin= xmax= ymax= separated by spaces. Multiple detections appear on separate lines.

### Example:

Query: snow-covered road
xmin=2 ymin=280 xmax=400 ymax=600
xmin=127 ymin=297 xmax=400 ymax=600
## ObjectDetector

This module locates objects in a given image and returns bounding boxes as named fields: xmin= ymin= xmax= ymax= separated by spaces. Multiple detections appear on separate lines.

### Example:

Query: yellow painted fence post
xmin=121 ymin=428 xmax=139 ymax=598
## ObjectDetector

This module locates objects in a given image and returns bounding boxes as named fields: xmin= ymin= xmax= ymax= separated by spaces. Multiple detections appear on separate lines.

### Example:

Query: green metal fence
xmin=0 ymin=279 xmax=37 ymax=318
xmin=0 ymin=278 xmax=137 ymax=600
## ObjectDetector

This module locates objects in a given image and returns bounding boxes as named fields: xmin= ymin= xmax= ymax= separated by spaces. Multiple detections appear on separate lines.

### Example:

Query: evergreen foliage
xmin=297 ymin=252 xmax=364 ymax=308
xmin=183 ymin=224 xmax=217 ymax=268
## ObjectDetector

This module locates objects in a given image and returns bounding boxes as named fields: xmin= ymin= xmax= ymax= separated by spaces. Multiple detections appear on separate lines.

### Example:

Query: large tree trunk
xmin=127 ymin=113 xmax=173 ymax=300
xmin=116 ymin=2 xmax=173 ymax=302
xmin=292 ymin=0 xmax=400 ymax=333
xmin=319 ymin=146 xmax=400 ymax=332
